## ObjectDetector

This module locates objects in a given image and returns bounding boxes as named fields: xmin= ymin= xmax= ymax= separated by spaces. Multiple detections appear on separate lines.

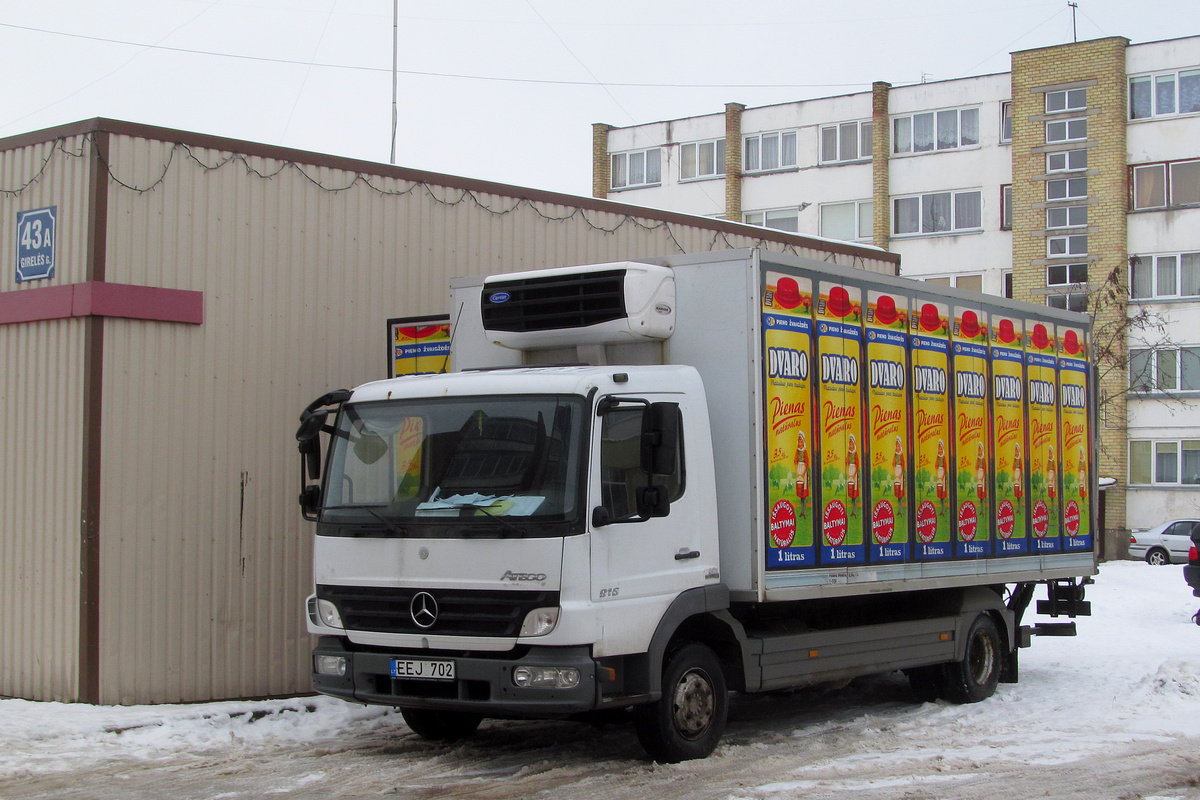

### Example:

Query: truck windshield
xmin=320 ymin=395 xmax=588 ymax=536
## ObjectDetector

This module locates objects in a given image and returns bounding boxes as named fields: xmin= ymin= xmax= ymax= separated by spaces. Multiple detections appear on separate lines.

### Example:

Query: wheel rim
xmin=671 ymin=667 xmax=715 ymax=740
xmin=1149 ymin=552 xmax=1166 ymax=565
xmin=968 ymin=628 xmax=996 ymax=686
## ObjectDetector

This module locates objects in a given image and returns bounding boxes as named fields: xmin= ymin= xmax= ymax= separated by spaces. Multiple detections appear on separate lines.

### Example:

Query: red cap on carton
xmin=1032 ymin=323 xmax=1051 ymax=351
xmin=997 ymin=318 xmax=1017 ymax=343
xmin=1063 ymin=329 xmax=1081 ymax=354
xmin=874 ymin=294 xmax=899 ymax=325
xmin=775 ymin=277 xmax=801 ymax=309
xmin=959 ymin=310 xmax=981 ymax=339
xmin=827 ymin=286 xmax=852 ymax=318
xmin=919 ymin=303 xmax=942 ymax=332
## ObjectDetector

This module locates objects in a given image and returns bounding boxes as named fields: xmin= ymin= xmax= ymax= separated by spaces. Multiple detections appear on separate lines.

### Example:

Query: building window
xmin=1001 ymin=185 xmax=1013 ymax=230
xmin=1048 ymin=205 xmax=1089 ymax=229
xmin=923 ymin=274 xmax=982 ymax=293
xmin=892 ymin=107 xmax=979 ymax=154
xmin=1046 ymin=117 xmax=1087 ymax=143
xmin=1004 ymin=271 xmax=1013 ymax=298
xmin=1048 ymin=234 xmax=1088 ymax=258
xmin=1047 ymin=149 xmax=1088 ymax=173
xmin=1130 ymin=68 xmax=1200 ymax=119
xmin=611 ymin=148 xmax=661 ymax=189
xmin=1131 ymin=252 xmax=1200 ymax=299
xmin=744 ymin=131 xmax=797 ymax=173
xmin=1047 ymin=176 xmax=1087 ymax=201
xmin=820 ymin=121 xmax=873 ymax=164
xmin=1046 ymin=88 xmax=1087 ymax=113
xmin=1129 ymin=440 xmax=1200 ymax=485
xmin=679 ymin=139 xmax=725 ymax=181
xmin=744 ymin=208 xmax=799 ymax=233
xmin=819 ymin=200 xmax=872 ymax=241
xmin=1047 ymin=262 xmax=1087 ymax=286
xmin=1000 ymin=101 xmax=1013 ymax=143
xmin=1131 ymin=159 xmax=1200 ymax=210
xmin=893 ymin=189 xmax=982 ymax=235
xmin=1130 ymin=347 xmax=1200 ymax=393
xmin=1047 ymin=292 xmax=1087 ymax=312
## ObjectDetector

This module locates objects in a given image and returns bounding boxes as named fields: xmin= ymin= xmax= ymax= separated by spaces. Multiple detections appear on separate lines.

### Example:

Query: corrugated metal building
xmin=0 ymin=118 xmax=899 ymax=704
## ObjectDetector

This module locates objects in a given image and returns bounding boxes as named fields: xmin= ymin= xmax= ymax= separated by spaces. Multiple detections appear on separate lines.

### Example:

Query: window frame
xmin=1129 ymin=346 xmax=1200 ymax=393
xmin=1047 ymin=233 xmax=1088 ymax=259
xmin=743 ymin=130 xmax=798 ymax=174
xmin=1047 ymin=148 xmax=1088 ymax=173
xmin=818 ymin=199 xmax=873 ymax=242
xmin=1047 ymin=262 xmax=1088 ymax=287
xmin=678 ymin=138 xmax=726 ymax=182
xmin=892 ymin=107 xmax=980 ymax=155
xmin=744 ymin=207 xmax=800 ymax=233
xmin=1130 ymin=252 xmax=1200 ymax=300
xmin=1131 ymin=158 xmax=1200 ymax=210
xmin=1128 ymin=439 xmax=1200 ymax=487
xmin=1001 ymin=184 xmax=1013 ymax=231
xmin=819 ymin=120 xmax=873 ymax=164
xmin=1047 ymin=175 xmax=1088 ymax=201
xmin=610 ymin=147 xmax=662 ymax=190
xmin=1046 ymin=88 xmax=1088 ymax=113
xmin=1045 ymin=117 xmax=1088 ymax=144
xmin=891 ymin=189 xmax=983 ymax=236
xmin=1000 ymin=101 xmax=1013 ymax=144
xmin=1130 ymin=68 xmax=1200 ymax=120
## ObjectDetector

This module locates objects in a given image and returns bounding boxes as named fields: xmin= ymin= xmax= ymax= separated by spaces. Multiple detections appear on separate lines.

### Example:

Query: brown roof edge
xmin=0 ymin=117 xmax=898 ymax=267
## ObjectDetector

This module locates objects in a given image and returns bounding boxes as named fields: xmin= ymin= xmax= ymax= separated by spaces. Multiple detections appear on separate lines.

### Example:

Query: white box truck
xmin=297 ymin=249 xmax=1096 ymax=761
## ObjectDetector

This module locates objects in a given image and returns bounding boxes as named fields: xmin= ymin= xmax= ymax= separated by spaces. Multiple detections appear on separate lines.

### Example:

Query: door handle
xmin=675 ymin=549 xmax=700 ymax=560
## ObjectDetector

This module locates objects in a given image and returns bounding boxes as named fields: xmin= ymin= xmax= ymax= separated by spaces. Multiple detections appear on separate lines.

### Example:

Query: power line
xmin=0 ymin=21 xmax=879 ymax=91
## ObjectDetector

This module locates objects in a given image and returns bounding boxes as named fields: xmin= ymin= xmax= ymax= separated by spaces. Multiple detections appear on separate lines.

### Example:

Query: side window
xmin=598 ymin=404 xmax=684 ymax=521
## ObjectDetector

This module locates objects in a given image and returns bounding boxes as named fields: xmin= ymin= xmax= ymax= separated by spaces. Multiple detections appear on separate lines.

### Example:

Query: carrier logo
xmin=410 ymin=592 xmax=439 ymax=629
xmin=913 ymin=365 xmax=946 ymax=395
xmin=956 ymin=370 xmax=986 ymax=400
xmin=768 ymin=347 xmax=809 ymax=380
xmin=501 ymin=570 xmax=547 ymax=582
xmin=1062 ymin=384 xmax=1086 ymax=409
xmin=1030 ymin=379 xmax=1056 ymax=406
xmin=820 ymin=354 xmax=859 ymax=386
xmin=994 ymin=375 xmax=1023 ymax=402
xmin=488 ymin=291 xmax=511 ymax=304
xmin=869 ymin=359 xmax=905 ymax=390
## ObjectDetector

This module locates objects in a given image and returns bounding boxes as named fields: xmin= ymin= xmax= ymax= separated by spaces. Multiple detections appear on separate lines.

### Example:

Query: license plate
xmin=390 ymin=659 xmax=456 ymax=680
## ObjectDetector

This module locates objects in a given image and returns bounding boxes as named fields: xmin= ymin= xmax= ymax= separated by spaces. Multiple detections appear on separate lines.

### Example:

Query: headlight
xmin=314 ymin=655 xmax=347 ymax=677
xmin=512 ymin=666 xmax=580 ymax=689
xmin=519 ymin=607 xmax=559 ymax=637
xmin=316 ymin=599 xmax=344 ymax=628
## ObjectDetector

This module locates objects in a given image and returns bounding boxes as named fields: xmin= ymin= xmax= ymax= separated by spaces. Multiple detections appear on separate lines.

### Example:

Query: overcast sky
xmin=2 ymin=1 xmax=1200 ymax=198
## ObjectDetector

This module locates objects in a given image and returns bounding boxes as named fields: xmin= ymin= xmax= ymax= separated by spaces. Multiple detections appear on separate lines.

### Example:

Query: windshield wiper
xmin=322 ymin=503 xmax=406 ymax=536
xmin=456 ymin=502 xmax=525 ymax=538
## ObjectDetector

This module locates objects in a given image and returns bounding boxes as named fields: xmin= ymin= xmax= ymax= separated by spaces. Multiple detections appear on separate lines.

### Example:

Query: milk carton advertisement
xmin=816 ymin=281 xmax=866 ymax=565
xmin=1058 ymin=324 xmax=1092 ymax=552
xmin=910 ymin=301 xmax=953 ymax=559
xmin=952 ymin=308 xmax=991 ymax=557
xmin=763 ymin=272 xmax=817 ymax=569
xmin=1027 ymin=321 xmax=1062 ymax=552
xmin=865 ymin=290 xmax=910 ymax=563
xmin=990 ymin=315 xmax=1028 ymax=554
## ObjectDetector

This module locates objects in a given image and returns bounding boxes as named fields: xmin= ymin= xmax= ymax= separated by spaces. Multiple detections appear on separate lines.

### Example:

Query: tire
xmin=1146 ymin=548 xmax=1170 ymax=566
xmin=943 ymin=614 xmax=1002 ymax=705
xmin=635 ymin=643 xmax=728 ymax=763
xmin=907 ymin=665 xmax=945 ymax=702
xmin=400 ymin=708 xmax=483 ymax=742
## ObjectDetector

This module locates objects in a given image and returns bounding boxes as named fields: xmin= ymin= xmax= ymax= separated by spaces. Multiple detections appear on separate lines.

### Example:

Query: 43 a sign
xmin=16 ymin=206 xmax=57 ymax=282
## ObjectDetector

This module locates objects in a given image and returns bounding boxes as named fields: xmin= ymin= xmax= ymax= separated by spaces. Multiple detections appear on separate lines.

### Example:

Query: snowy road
xmin=3 ymin=561 xmax=1199 ymax=800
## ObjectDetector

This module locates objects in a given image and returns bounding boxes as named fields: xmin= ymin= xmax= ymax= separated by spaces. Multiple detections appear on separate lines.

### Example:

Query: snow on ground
xmin=1 ymin=560 xmax=1198 ymax=800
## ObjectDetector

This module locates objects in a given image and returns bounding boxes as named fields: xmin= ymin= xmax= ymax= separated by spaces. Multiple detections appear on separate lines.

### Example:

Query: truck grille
xmin=317 ymin=585 xmax=558 ymax=638
xmin=482 ymin=269 xmax=627 ymax=332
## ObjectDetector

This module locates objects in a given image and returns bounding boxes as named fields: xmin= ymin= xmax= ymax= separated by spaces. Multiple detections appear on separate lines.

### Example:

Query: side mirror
xmin=636 ymin=485 xmax=671 ymax=519
xmin=641 ymin=402 xmax=680 ymax=476
xmin=299 ymin=484 xmax=321 ymax=521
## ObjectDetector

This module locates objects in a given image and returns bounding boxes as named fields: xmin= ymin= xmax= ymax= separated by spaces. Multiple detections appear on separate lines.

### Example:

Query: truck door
xmin=589 ymin=395 xmax=710 ymax=653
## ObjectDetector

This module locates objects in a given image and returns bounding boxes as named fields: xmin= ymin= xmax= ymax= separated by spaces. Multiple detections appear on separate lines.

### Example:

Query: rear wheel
xmin=943 ymin=614 xmax=1002 ymax=704
xmin=1146 ymin=548 xmax=1170 ymax=566
xmin=635 ymin=643 xmax=728 ymax=763
xmin=400 ymin=708 xmax=483 ymax=742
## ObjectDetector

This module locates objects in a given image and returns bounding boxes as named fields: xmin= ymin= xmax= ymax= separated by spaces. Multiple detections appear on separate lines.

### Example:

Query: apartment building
xmin=592 ymin=35 xmax=1200 ymax=550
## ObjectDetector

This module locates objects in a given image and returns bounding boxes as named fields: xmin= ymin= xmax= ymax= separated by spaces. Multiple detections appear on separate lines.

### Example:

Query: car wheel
xmin=634 ymin=642 xmax=728 ymax=763
xmin=1146 ymin=548 xmax=1170 ymax=566
xmin=942 ymin=614 xmax=1002 ymax=705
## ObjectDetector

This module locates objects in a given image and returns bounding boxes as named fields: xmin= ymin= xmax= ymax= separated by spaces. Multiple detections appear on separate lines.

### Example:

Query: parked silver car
xmin=1128 ymin=519 xmax=1200 ymax=565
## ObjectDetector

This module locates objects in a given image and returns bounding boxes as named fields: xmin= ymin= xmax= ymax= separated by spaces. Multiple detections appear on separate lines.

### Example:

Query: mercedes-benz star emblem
xmin=410 ymin=591 xmax=438 ymax=629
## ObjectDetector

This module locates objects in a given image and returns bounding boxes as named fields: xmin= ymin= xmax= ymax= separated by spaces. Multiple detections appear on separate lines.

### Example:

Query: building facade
xmin=0 ymin=118 xmax=896 ymax=704
xmin=593 ymin=35 xmax=1200 ymax=550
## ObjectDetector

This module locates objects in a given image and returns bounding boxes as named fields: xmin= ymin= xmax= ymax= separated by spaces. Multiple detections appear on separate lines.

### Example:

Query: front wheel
xmin=943 ymin=614 xmax=1002 ymax=704
xmin=400 ymin=708 xmax=483 ymax=742
xmin=635 ymin=643 xmax=728 ymax=763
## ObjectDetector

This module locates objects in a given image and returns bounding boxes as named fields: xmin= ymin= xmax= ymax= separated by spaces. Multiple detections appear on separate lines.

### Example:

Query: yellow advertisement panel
xmin=816 ymin=281 xmax=865 ymax=565
xmin=390 ymin=318 xmax=451 ymax=377
xmin=1026 ymin=321 xmax=1062 ymax=551
xmin=865 ymin=290 xmax=910 ymax=562
xmin=910 ymin=300 xmax=952 ymax=559
xmin=1058 ymin=324 xmax=1092 ymax=552
xmin=952 ymin=308 xmax=991 ymax=557
xmin=763 ymin=273 xmax=817 ymax=569
xmin=990 ymin=315 xmax=1028 ymax=554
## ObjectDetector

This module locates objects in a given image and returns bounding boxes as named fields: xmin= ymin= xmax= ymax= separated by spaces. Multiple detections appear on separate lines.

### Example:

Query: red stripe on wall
xmin=0 ymin=282 xmax=203 ymax=325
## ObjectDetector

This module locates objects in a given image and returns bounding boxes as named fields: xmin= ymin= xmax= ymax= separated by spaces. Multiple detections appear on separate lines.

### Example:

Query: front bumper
xmin=312 ymin=637 xmax=600 ymax=717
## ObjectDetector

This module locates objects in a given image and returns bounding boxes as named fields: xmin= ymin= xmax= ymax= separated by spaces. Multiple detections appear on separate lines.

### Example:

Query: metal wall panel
xmin=4 ymin=123 xmax=892 ymax=700
xmin=0 ymin=133 xmax=98 ymax=701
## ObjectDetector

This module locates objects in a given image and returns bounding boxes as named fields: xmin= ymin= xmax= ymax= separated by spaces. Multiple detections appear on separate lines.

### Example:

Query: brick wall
xmin=1011 ymin=36 xmax=1130 ymax=554
xmin=724 ymin=103 xmax=745 ymax=221
xmin=871 ymin=82 xmax=892 ymax=250
xmin=592 ymin=123 xmax=613 ymax=199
